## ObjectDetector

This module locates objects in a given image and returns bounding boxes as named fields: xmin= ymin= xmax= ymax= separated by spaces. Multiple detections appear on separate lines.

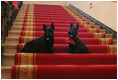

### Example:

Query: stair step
xmin=16 ymin=15 xmax=88 ymax=20
xmin=5 ymin=37 xmax=117 ymax=45
xmin=17 ymin=14 xmax=84 ymax=16
xmin=12 ymin=25 xmax=100 ymax=30
xmin=1 ymin=67 xmax=11 ymax=79
xmin=11 ymin=26 xmax=102 ymax=31
xmin=17 ymin=13 xmax=84 ymax=18
xmin=11 ymin=26 xmax=106 ymax=33
xmin=1 ymin=65 xmax=117 ymax=79
xmin=4 ymin=44 xmax=17 ymax=54
xmin=2 ymin=54 xmax=14 ymax=67
xmin=18 ymin=12 xmax=75 ymax=15
xmin=13 ymin=20 xmax=95 ymax=25
xmin=4 ymin=44 xmax=117 ymax=54
xmin=1 ymin=53 xmax=117 ymax=67
xmin=8 ymin=31 xmax=21 ymax=37
xmin=15 ymin=18 xmax=91 ymax=22
xmin=8 ymin=31 xmax=112 ymax=38
xmin=17 ymin=14 xmax=85 ymax=18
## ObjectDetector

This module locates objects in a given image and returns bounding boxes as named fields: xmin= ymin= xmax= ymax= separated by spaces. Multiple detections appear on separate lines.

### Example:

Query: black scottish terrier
xmin=21 ymin=23 xmax=54 ymax=53
xmin=67 ymin=23 xmax=88 ymax=53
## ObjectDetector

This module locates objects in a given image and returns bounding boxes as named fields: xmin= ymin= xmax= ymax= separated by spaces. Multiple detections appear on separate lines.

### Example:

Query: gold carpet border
xmin=62 ymin=6 xmax=89 ymax=24
xmin=108 ymin=45 xmax=117 ymax=54
xmin=84 ymin=25 xmax=94 ymax=28
xmin=23 ymin=36 xmax=34 ymax=43
xmin=94 ymin=33 xmax=105 ymax=38
xmin=26 ymin=4 xmax=34 ymax=20
xmin=24 ymin=31 xmax=34 ymax=36
xmin=100 ymin=39 xmax=112 ymax=45
xmin=25 ymin=22 xmax=34 ymax=26
xmin=19 ymin=65 xmax=34 ymax=79
xmin=21 ymin=53 xmax=34 ymax=65
xmin=88 ymin=28 xmax=99 ymax=33
xmin=25 ymin=26 xmax=34 ymax=31
xmin=26 ymin=19 xmax=34 ymax=22
xmin=26 ymin=16 xmax=34 ymax=19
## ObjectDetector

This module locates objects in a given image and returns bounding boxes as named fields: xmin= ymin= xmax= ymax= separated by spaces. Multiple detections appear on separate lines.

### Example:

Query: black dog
xmin=67 ymin=23 xmax=88 ymax=53
xmin=21 ymin=23 xmax=54 ymax=53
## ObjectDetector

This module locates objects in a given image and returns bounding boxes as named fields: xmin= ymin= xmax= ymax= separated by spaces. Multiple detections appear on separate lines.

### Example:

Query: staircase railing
xmin=69 ymin=4 xmax=117 ymax=39
xmin=1 ymin=1 xmax=23 ymax=43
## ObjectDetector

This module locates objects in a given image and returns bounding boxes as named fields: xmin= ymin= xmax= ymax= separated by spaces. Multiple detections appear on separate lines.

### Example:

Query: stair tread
xmin=6 ymin=37 xmax=116 ymax=41
xmin=1 ymin=67 xmax=12 ymax=70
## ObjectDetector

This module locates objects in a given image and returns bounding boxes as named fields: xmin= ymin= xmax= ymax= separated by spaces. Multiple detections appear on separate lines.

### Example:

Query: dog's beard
xmin=45 ymin=36 xmax=53 ymax=41
xmin=69 ymin=35 xmax=77 ymax=39
xmin=45 ymin=36 xmax=54 ymax=46
xmin=70 ymin=35 xmax=73 ymax=37
xmin=69 ymin=35 xmax=74 ymax=39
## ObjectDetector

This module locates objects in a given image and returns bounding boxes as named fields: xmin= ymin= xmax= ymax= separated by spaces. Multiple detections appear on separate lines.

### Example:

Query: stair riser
xmin=11 ymin=27 xmax=101 ymax=31
xmin=4 ymin=45 xmax=17 ymax=54
xmin=2 ymin=56 xmax=14 ymax=67
xmin=15 ymin=19 xmax=91 ymax=22
xmin=16 ymin=17 xmax=88 ymax=21
xmin=17 ymin=12 xmax=82 ymax=14
xmin=13 ymin=22 xmax=95 ymax=26
xmin=1 ymin=68 xmax=11 ymax=79
xmin=19 ymin=10 xmax=74 ymax=11
xmin=5 ymin=38 xmax=19 ymax=45
xmin=18 ymin=11 xmax=75 ymax=14
xmin=18 ymin=12 xmax=82 ymax=15
xmin=5 ymin=44 xmax=117 ymax=54
xmin=1 ymin=54 xmax=117 ymax=67
xmin=11 ymin=26 xmax=100 ymax=31
xmin=16 ymin=15 xmax=88 ymax=19
xmin=8 ymin=31 xmax=112 ymax=38
xmin=11 ymin=27 xmax=105 ymax=33
xmin=1 ymin=65 xmax=117 ymax=79
xmin=17 ymin=14 xmax=80 ymax=16
xmin=6 ymin=37 xmax=116 ymax=45
xmin=17 ymin=14 xmax=85 ymax=18
xmin=8 ymin=32 xmax=20 ymax=37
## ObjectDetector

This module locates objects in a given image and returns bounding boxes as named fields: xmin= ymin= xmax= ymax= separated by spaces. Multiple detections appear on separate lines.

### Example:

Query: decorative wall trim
xmin=69 ymin=4 xmax=117 ymax=39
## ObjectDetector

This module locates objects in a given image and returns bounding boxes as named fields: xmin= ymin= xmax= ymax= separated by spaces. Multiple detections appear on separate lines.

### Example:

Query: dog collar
xmin=65 ymin=36 xmax=78 ymax=45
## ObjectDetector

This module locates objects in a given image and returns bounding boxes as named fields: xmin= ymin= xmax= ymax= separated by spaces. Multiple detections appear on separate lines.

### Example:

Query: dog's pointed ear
xmin=70 ymin=23 xmax=73 ymax=29
xmin=50 ymin=23 xmax=54 ymax=29
xmin=43 ymin=24 xmax=47 ymax=30
xmin=76 ymin=24 xmax=79 ymax=30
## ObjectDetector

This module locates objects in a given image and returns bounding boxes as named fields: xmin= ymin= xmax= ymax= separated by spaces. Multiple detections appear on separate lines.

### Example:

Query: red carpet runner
xmin=12 ymin=4 xmax=117 ymax=79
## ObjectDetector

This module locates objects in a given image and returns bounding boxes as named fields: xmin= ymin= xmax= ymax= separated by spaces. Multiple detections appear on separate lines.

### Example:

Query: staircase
xmin=1 ymin=4 xmax=117 ymax=79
